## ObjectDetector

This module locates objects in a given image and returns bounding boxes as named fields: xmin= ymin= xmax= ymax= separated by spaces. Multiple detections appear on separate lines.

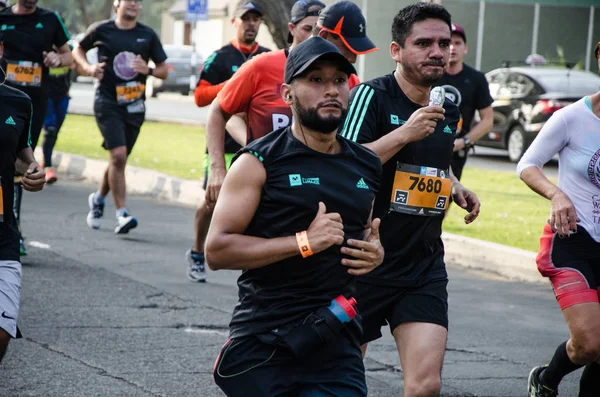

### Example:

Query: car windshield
xmin=165 ymin=47 xmax=193 ymax=59
xmin=534 ymin=72 xmax=600 ymax=95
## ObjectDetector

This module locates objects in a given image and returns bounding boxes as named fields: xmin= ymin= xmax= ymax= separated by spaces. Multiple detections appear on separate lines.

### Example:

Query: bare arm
xmin=225 ymin=114 xmax=248 ymax=146
xmin=205 ymin=153 xmax=301 ymax=270
xmin=150 ymin=62 xmax=168 ymax=80
xmin=204 ymin=98 xmax=232 ymax=204
xmin=56 ymin=43 xmax=74 ymax=66
xmin=454 ymin=106 xmax=494 ymax=151
xmin=72 ymin=45 xmax=92 ymax=72
xmin=362 ymin=130 xmax=409 ymax=165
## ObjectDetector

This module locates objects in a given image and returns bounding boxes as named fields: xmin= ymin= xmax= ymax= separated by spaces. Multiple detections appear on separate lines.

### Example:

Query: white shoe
xmin=86 ymin=193 xmax=104 ymax=230
xmin=115 ymin=214 xmax=138 ymax=234
xmin=186 ymin=249 xmax=207 ymax=282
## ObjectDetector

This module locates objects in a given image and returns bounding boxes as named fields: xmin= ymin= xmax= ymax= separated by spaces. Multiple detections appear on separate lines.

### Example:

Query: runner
xmin=206 ymin=37 xmax=383 ymax=397
xmin=0 ymin=0 xmax=72 ymax=255
xmin=434 ymin=23 xmax=493 ymax=181
xmin=521 ymin=43 xmax=600 ymax=397
xmin=205 ymin=0 xmax=376 ymax=213
xmin=42 ymin=45 xmax=74 ymax=184
xmin=0 ymin=30 xmax=47 ymax=362
xmin=339 ymin=4 xmax=480 ymax=396
xmin=73 ymin=0 xmax=168 ymax=234
xmin=186 ymin=0 xmax=270 ymax=282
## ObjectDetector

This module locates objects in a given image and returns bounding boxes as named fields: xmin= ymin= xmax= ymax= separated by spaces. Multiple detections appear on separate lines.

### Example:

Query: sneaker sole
xmin=115 ymin=218 xmax=138 ymax=234
xmin=527 ymin=366 xmax=539 ymax=396
xmin=187 ymin=273 xmax=207 ymax=282
xmin=45 ymin=175 xmax=57 ymax=184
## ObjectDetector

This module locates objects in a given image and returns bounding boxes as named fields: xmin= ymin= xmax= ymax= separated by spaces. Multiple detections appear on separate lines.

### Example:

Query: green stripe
xmin=54 ymin=11 xmax=71 ymax=41
xmin=341 ymin=85 xmax=368 ymax=139
xmin=27 ymin=102 xmax=32 ymax=147
xmin=347 ymin=86 xmax=374 ymax=142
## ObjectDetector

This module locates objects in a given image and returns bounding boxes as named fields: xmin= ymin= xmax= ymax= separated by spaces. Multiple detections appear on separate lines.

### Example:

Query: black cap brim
xmin=343 ymin=35 xmax=378 ymax=55
xmin=287 ymin=51 xmax=356 ymax=84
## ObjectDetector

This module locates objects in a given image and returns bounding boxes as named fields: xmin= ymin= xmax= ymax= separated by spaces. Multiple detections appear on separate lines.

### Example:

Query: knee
xmin=109 ymin=151 xmax=127 ymax=169
xmin=44 ymin=126 xmax=57 ymax=138
xmin=568 ymin=338 xmax=600 ymax=364
xmin=404 ymin=375 xmax=441 ymax=397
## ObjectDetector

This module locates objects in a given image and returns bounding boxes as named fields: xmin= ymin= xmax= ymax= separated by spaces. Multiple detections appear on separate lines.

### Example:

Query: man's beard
xmin=402 ymin=59 xmax=445 ymax=86
xmin=22 ymin=0 xmax=37 ymax=9
xmin=295 ymin=100 xmax=348 ymax=134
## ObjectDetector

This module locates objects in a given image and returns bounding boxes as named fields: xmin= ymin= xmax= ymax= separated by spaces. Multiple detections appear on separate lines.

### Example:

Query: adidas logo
xmin=443 ymin=125 xmax=452 ymax=133
xmin=5 ymin=116 xmax=16 ymax=126
xmin=35 ymin=22 xmax=43 ymax=29
xmin=356 ymin=178 xmax=369 ymax=190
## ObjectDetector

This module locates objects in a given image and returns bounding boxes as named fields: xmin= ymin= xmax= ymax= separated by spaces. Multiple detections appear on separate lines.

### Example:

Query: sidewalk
xmin=45 ymin=149 xmax=546 ymax=285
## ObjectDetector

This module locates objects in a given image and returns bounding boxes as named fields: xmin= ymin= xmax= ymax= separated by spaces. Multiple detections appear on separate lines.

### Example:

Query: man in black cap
xmin=207 ymin=36 xmax=383 ymax=397
xmin=185 ymin=0 xmax=270 ymax=283
xmin=435 ymin=23 xmax=493 ymax=180
xmin=288 ymin=0 xmax=326 ymax=45
xmin=313 ymin=0 xmax=378 ymax=64
xmin=0 ymin=30 xmax=47 ymax=363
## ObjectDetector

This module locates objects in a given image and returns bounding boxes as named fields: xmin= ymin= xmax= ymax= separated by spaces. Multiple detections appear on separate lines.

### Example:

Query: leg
xmin=393 ymin=322 xmax=447 ymax=397
xmin=42 ymin=98 xmax=57 ymax=168
xmin=579 ymin=360 xmax=600 ymax=397
xmin=0 ymin=328 xmax=10 ymax=363
xmin=107 ymin=146 xmax=128 ymax=210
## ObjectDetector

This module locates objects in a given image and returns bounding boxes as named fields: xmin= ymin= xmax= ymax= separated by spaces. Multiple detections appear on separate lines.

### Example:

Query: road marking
xmin=184 ymin=327 xmax=228 ymax=336
xmin=29 ymin=241 xmax=51 ymax=250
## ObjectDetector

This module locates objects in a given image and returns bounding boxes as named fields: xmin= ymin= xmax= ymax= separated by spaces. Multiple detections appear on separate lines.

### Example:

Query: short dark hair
xmin=392 ymin=3 xmax=452 ymax=47
xmin=312 ymin=24 xmax=340 ymax=41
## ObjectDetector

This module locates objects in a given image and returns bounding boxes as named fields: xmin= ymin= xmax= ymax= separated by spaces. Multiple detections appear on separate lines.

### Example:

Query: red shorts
xmin=536 ymin=223 xmax=600 ymax=310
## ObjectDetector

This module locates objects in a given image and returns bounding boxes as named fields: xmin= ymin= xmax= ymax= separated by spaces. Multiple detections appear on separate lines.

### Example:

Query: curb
xmin=46 ymin=149 xmax=546 ymax=284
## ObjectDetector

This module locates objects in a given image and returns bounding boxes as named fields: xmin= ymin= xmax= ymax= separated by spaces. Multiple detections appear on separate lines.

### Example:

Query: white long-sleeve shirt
xmin=517 ymin=97 xmax=600 ymax=242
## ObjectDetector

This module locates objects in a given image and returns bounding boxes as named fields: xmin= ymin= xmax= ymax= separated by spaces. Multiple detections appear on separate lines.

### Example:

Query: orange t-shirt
xmin=218 ymin=49 xmax=360 ymax=144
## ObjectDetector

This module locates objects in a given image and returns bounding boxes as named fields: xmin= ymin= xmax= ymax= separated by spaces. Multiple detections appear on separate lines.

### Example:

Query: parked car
xmin=146 ymin=45 xmax=203 ymax=97
xmin=475 ymin=66 xmax=600 ymax=162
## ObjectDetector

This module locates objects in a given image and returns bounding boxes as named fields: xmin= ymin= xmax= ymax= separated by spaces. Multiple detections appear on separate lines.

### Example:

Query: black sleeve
xmin=474 ymin=72 xmax=493 ymax=110
xmin=78 ymin=22 xmax=100 ymax=52
xmin=17 ymin=98 xmax=32 ymax=152
xmin=52 ymin=12 xmax=70 ymax=48
xmin=200 ymin=51 xmax=226 ymax=85
xmin=339 ymin=84 xmax=379 ymax=144
xmin=150 ymin=31 xmax=168 ymax=64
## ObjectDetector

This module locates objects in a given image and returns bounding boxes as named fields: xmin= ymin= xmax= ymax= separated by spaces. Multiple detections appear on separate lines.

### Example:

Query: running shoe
xmin=115 ymin=213 xmax=137 ymax=234
xmin=186 ymin=249 xmax=206 ymax=282
xmin=19 ymin=237 xmax=26 ymax=256
xmin=86 ymin=193 xmax=104 ymax=230
xmin=527 ymin=365 xmax=558 ymax=397
xmin=45 ymin=167 xmax=57 ymax=184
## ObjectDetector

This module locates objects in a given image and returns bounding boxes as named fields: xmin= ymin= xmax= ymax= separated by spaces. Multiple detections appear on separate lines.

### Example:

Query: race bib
xmin=0 ymin=177 xmax=4 ymax=222
xmin=116 ymin=81 xmax=145 ymax=104
xmin=390 ymin=163 xmax=451 ymax=216
xmin=6 ymin=60 xmax=42 ymax=87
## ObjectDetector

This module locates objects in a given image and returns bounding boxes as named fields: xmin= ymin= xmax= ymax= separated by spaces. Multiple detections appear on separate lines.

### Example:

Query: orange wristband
xmin=296 ymin=231 xmax=313 ymax=258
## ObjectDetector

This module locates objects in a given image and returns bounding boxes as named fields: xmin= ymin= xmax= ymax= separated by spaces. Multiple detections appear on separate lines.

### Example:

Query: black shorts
xmin=450 ymin=150 xmax=468 ymax=181
xmin=94 ymin=100 xmax=144 ymax=154
xmin=214 ymin=333 xmax=366 ymax=397
xmin=357 ymin=277 xmax=449 ymax=344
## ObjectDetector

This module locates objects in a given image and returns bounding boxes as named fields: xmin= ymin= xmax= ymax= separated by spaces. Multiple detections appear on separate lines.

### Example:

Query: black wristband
xmin=147 ymin=67 xmax=154 ymax=77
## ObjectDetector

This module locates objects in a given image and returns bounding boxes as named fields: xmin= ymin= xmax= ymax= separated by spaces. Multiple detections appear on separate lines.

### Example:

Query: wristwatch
xmin=462 ymin=137 xmax=473 ymax=149
xmin=147 ymin=67 xmax=154 ymax=77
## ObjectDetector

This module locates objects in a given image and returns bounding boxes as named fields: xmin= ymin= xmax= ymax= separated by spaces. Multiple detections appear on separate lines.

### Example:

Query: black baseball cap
xmin=233 ymin=1 xmax=263 ymax=18
xmin=317 ymin=1 xmax=377 ymax=55
xmin=284 ymin=36 xmax=356 ymax=84
xmin=452 ymin=24 xmax=467 ymax=43
xmin=287 ymin=0 xmax=326 ymax=44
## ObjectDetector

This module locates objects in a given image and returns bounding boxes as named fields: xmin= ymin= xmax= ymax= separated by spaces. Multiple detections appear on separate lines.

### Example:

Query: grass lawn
xmin=55 ymin=114 xmax=207 ymax=180
xmin=444 ymin=167 xmax=552 ymax=252
xmin=55 ymin=114 xmax=550 ymax=252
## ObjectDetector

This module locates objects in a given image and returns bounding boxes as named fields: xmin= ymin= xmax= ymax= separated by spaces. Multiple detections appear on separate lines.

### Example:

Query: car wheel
xmin=507 ymin=125 xmax=526 ymax=163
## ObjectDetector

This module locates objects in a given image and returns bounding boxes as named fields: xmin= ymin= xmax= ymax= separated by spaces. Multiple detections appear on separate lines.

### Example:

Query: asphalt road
xmin=0 ymin=177 xmax=582 ymax=396
xmin=69 ymin=82 xmax=207 ymax=125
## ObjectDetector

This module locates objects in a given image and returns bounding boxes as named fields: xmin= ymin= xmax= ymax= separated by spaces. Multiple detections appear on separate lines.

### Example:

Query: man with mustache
xmin=206 ymin=37 xmax=383 ymax=396
xmin=204 ymin=0 xmax=376 ymax=229
xmin=185 ymin=0 xmax=270 ymax=283
xmin=73 ymin=0 xmax=168 ymax=235
xmin=339 ymin=3 xmax=480 ymax=396
xmin=0 ymin=30 xmax=47 ymax=363
xmin=0 ymin=0 xmax=73 ymax=255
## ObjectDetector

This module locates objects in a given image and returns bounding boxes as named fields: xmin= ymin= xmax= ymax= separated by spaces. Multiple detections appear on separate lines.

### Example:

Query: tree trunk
xmin=236 ymin=0 xmax=296 ymax=49
xmin=76 ymin=0 xmax=93 ymax=27
xmin=100 ymin=0 xmax=116 ymax=20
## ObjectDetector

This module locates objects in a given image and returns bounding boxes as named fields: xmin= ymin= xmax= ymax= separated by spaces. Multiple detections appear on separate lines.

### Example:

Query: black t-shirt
xmin=0 ymin=7 xmax=70 ymax=96
xmin=435 ymin=64 xmax=493 ymax=137
xmin=200 ymin=42 xmax=270 ymax=153
xmin=79 ymin=20 xmax=167 ymax=108
xmin=229 ymin=127 xmax=382 ymax=339
xmin=0 ymin=84 xmax=32 ymax=261
xmin=340 ymin=73 xmax=460 ymax=287
xmin=45 ymin=66 xmax=72 ymax=99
